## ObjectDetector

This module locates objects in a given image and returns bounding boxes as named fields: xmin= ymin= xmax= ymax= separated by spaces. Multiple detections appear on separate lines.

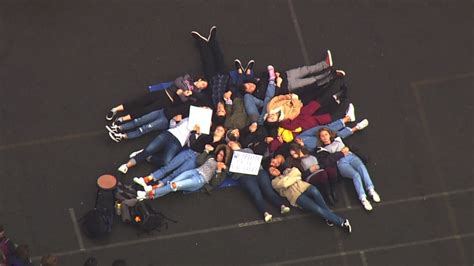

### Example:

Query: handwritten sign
xmin=229 ymin=151 xmax=263 ymax=175
xmin=187 ymin=105 xmax=213 ymax=135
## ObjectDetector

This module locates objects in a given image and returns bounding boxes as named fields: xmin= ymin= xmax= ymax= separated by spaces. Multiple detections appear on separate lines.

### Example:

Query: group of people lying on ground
xmin=104 ymin=26 xmax=381 ymax=234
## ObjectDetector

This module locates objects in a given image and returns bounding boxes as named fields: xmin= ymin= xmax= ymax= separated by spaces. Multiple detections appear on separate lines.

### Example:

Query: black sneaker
xmin=106 ymin=110 xmax=116 ymax=121
xmin=191 ymin=31 xmax=208 ymax=42
xmin=244 ymin=60 xmax=255 ymax=74
xmin=234 ymin=59 xmax=244 ymax=73
xmin=326 ymin=220 xmax=334 ymax=227
xmin=208 ymin=26 xmax=217 ymax=42
xmin=342 ymin=219 xmax=352 ymax=233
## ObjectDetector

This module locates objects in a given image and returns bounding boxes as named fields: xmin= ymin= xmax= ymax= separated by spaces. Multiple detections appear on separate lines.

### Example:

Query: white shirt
xmin=168 ymin=118 xmax=192 ymax=146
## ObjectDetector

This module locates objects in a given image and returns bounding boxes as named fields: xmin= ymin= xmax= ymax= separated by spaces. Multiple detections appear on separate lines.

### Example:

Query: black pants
xmin=196 ymin=37 xmax=227 ymax=80
xmin=122 ymin=90 xmax=174 ymax=118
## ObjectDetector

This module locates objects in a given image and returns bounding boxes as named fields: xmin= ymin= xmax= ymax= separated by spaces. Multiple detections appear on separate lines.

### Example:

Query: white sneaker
xmin=106 ymin=110 xmax=116 ymax=121
xmin=264 ymin=212 xmax=273 ymax=223
xmin=369 ymin=189 xmax=381 ymax=203
xmin=108 ymin=131 xmax=124 ymax=143
xmin=280 ymin=205 xmax=290 ymax=214
xmin=106 ymin=125 xmax=119 ymax=133
xmin=356 ymin=119 xmax=369 ymax=130
xmin=136 ymin=191 xmax=147 ymax=201
xmin=133 ymin=177 xmax=147 ymax=188
xmin=345 ymin=103 xmax=356 ymax=122
xmin=361 ymin=197 xmax=373 ymax=211
xmin=118 ymin=164 xmax=128 ymax=174
xmin=342 ymin=219 xmax=352 ymax=233
xmin=129 ymin=149 xmax=144 ymax=159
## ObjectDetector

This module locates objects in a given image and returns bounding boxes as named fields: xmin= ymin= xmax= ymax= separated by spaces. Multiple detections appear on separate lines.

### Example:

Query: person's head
xmin=194 ymin=76 xmax=208 ymax=90
xmin=213 ymin=125 xmax=226 ymax=140
xmin=239 ymin=82 xmax=256 ymax=94
xmin=268 ymin=166 xmax=281 ymax=177
xmin=265 ymin=110 xmax=283 ymax=123
xmin=227 ymin=141 xmax=241 ymax=151
xmin=288 ymin=143 xmax=308 ymax=159
xmin=226 ymin=129 xmax=240 ymax=142
xmin=216 ymin=102 xmax=226 ymax=117
xmin=15 ymin=244 xmax=30 ymax=259
xmin=40 ymin=254 xmax=58 ymax=266
xmin=317 ymin=127 xmax=337 ymax=146
xmin=270 ymin=154 xmax=285 ymax=168
xmin=214 ymin=145 xmax=229 ymax=163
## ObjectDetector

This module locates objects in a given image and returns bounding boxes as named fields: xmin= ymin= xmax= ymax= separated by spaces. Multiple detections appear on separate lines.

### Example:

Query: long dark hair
xmin=288 ymin=143 xmax=309 ymax=157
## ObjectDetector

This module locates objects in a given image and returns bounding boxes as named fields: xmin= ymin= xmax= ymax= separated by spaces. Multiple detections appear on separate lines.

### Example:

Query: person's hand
xmin=310 ymin=164 xmax=319 ymax=172
xmin=176 ymin=88 xmax=184 ymax=95
xmin=295 ymin=138 xmax=304 ymax=146
xmin=205 ymin=144 xmax=214 ymax=152
xmin=183 ymin=90 xmax=193 ymax=96
xmin=277 ymin=136 xmax=283 ymax=143
xmin=265 ymin=137 xmax=274 ymax=143
xmin=223 ymin=90 xmax=232 ymax=100
xmin=217 ymin=162 xmax=227 ymax=171
xmin=193 ymin=124 xmax=201 ymax=134
xmin=341 ymin=146 xmax=350 ymax=156
xmin=249 ymin=122 xmax=258 ymax=133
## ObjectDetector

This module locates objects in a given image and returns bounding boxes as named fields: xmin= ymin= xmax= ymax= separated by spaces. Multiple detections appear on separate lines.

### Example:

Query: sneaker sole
xmin=191 ymin=31 xmax=208 ymax=41
xmin=327 ymin=50 xmax=333 ymax=67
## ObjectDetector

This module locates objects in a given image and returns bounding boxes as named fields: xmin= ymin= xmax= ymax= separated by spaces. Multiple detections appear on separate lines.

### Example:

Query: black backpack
xmin=81 ymin=189 xmax=115 ymax=239
xmin=127 ymin=200 xmax=177 ymax=233
xmin=114 ymin=181 xmax=139 ymax=207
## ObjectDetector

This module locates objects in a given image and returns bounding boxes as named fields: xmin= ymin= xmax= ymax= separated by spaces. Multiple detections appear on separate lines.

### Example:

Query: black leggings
xmin=122 ymin=90 xmax=174 ymax=118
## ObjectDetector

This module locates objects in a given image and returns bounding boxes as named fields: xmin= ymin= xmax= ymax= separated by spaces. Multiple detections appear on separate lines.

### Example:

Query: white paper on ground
xmin=187 ymin=105 xmax=213 ymax=135
xmin=229 ymin=151 xmax=263 ymax=175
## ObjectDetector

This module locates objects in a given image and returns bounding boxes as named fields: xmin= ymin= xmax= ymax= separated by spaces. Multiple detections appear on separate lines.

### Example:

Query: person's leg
xmin=306 ymin=170 xmax=333 ymax=205
xmin=152 ymin=169 xmax=197 ymax=198
xmin=296 ymin=187 xmax=344 ymax=226
xmin=285 ymin=60 xmax=329 ymax=81
xmin=239 ymin=175 xmax=267 ymax=214
xmin=130 ymin=131 xmax=173 ymax=166
xmin=256 ymin=169 xmax=287 ymax=208
xmin=196 ymin=39 xmax=216 ymax=79
xmin=121 ymin=91 xmax=162 ymax=114
xmin=171 ymin=170 xmax=205 ymax=192
xmin=209 ymin=38 xmax=227 ymax=74
xmin=160 ymin=152 xmax=198 ymax=184
xmin=257 ymin=81 xmax=276 ymax=125
xmin=150 ymin=149 xmax=194 ymax=181
xmin=146 ymin=136 xmax=182 ymax=168
xmin=244 ymin=94 xmax=264 ymax=123
xmin=349 ymin=154 xmax=375 ymax=191
xmin=122 ymin=111 xmax=169 ymax=139
xmin=337 ymin=157 xmax=366 ymax=200
xmin=119 ymin=110 xmax=162 ymax=131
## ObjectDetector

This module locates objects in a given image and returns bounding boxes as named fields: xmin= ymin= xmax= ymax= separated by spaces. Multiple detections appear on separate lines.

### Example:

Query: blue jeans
xmin=151 ymin=149 xmax=198 ymax=183
xmin=133 ymin=131 xmax=182 ymax=167
xmin=238 ymin=169 xmax=286 ymax=213
xmin=153 ymin=169 xmax=205 ymax=198
xmin=296 ymin=186 xmax=344 ymax=226
xmin=243 ymin=81 xmax=275 ymax=125
xmin=299 ymin=119 xmax=353 ymax=151
xmin=337 ymin=153 xmax=374 ymax=200
xmin=120 ymin=109 xmax=169 ymax=139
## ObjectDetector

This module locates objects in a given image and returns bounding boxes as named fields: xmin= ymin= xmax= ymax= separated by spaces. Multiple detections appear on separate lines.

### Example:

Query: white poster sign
xmin=187 ymin=105 xmax=213 ymax=135
xmin=229 ymin=151 xmax=263 ymax=175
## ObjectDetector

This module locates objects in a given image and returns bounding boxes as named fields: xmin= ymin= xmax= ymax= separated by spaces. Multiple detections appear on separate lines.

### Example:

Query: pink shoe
xmin=267 ymin=65 xmax=276 ymax=81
